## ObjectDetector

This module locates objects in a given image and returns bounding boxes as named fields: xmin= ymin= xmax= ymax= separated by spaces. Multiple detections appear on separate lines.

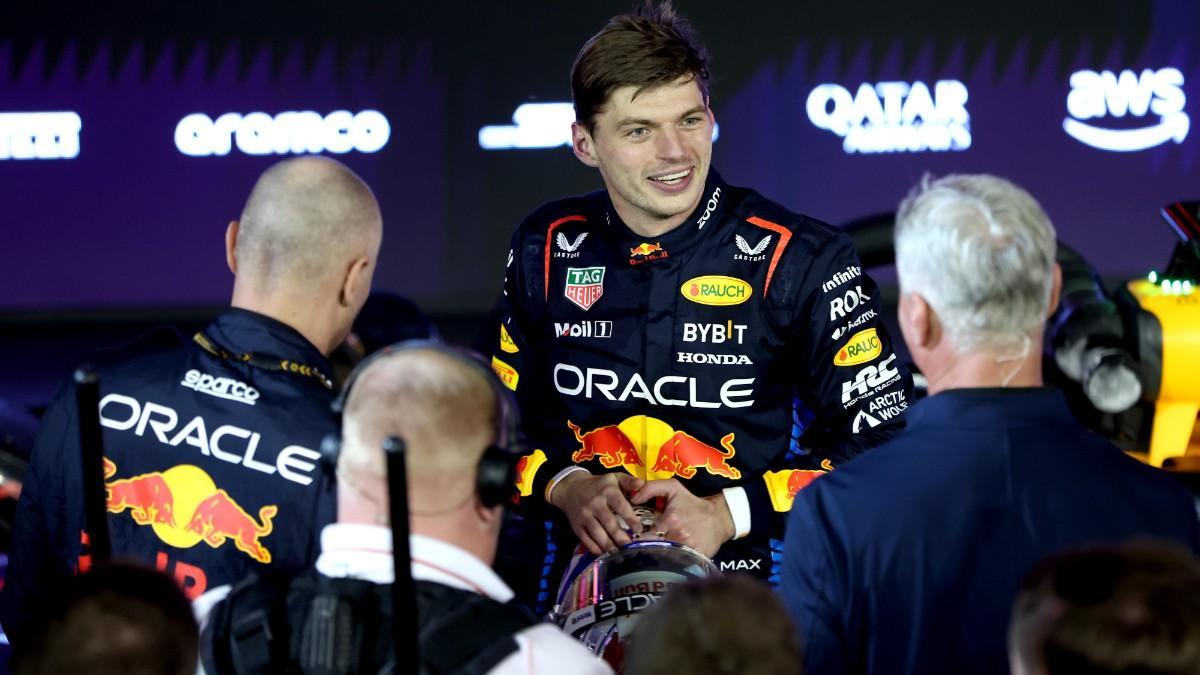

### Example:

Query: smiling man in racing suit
xmin=491 ymin=3 xmax=912 ymax=599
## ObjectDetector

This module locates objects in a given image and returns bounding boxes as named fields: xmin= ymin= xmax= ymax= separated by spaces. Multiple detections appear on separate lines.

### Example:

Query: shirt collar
xmin=905 ymin=387 xmax=1075 ymax=431
xmin=410 ymin=534 xmax=514 ymax=602
xmin=314 ymin=524 xmax=514 ymax=602
xmin=316 ymin=523 xmax=394 ymax=584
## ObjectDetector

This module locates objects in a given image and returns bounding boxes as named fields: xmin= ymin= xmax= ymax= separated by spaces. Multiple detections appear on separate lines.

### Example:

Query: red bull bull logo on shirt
xmin=103 ymin=458 xmax=276 ymax=564
xmin=567 ymin=416 xmax=740 ymax=481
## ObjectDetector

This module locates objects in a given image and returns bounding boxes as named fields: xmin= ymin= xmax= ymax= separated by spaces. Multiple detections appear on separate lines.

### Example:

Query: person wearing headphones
xmin=199 ymin=344 xmax=611 ymax=674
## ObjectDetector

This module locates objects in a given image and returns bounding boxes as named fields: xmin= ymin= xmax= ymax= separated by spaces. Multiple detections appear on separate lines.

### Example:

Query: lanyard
xmin=193 ymin=332 xmax=333 ymax=391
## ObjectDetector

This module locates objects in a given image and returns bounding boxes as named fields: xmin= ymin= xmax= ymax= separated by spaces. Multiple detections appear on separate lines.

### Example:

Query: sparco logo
xmin=841 ymin=353 xmax=900 ymax=406
xmin=830 ymin=285 xmax=870 ymax=321
xmin=1064 ymin=68 xmax=1188 ymax=152
xmin=553 ymin=363 xmax=754 ymax=408
xmin=98 ymin=393 xmax=320 ymax=485
xmin=181 ymin=370 xmax=260 ymax=405
xmin=554 ymin=321 xmax=612 ymax=338
xmin=696 ymin=186 xmax=722 ymax=229
xmin=821 ymin=265 xmax=862 ymax=293
xmin=677 ymin=352 xmax=754 ymax=365
xmin=831 ymin=308 xmax=878 ymax=340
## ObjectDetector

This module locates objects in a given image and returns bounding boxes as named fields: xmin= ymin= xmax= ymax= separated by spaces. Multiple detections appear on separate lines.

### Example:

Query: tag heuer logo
xmin=564 ymin=267 xmax=605 ymax=311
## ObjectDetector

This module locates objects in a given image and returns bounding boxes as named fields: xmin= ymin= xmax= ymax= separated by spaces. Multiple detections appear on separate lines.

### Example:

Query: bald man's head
xmin=236 ymin=157 xmax=382 ymax=293
xmin=338 ymin=348 xmax=499 ymax=510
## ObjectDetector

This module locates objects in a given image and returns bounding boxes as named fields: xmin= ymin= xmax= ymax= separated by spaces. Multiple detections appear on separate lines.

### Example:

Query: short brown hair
xmin=17 ymin=563 xmax=198 ymax=675
xmin=624 ymin=575 xmax=801 ymax=675
xmin=1010 ymin=540 xmax=1200 ymax=675
xmin=571 ymin=1 xmax=711 ymax=133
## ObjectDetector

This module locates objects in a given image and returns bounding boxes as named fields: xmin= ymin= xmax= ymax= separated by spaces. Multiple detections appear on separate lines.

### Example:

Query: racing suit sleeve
xmin=489 ymin=238 xmax=573 ymax=517
xmin=0 ymin=383 xmax=78 ymax=649
xmin=742 ymin=232 xmax=913 ymax=536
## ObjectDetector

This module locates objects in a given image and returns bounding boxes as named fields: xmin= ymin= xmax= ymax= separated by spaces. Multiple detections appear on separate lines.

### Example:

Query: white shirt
xmin=198 ymin=524 xmax=612 ymax=675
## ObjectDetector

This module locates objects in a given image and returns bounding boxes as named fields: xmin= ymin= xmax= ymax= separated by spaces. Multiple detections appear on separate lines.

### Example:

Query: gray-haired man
xmin=780 ymin=174 xmax=1200 ymax=675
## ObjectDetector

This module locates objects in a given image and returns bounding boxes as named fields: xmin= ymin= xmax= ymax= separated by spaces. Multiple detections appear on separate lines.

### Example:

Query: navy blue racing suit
xmin=491 ymin=170 xmax=913 ymax=605
xmin=0 ymin=309 xmax=338 ymax=648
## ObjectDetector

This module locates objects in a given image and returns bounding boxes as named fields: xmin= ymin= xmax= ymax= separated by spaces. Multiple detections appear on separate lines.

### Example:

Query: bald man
xmin=1 ymin=157 xmax=383 ymax=653
xmin=200 ymin=347 xmax=610 ymax=674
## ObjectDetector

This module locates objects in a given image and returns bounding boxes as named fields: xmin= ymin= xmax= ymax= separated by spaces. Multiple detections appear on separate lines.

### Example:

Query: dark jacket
xmin=782 ymin=387 xmax=1200 ymax=675
xmin=1 ymin=309 xmax=338 ymax=648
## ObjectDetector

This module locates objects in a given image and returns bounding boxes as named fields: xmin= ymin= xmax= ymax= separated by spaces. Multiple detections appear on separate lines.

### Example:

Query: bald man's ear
xmin=1047 ymin=262 xmax=1063 ymax=317
xmin=475 ymin=497 xmax=503 ymax=530
xmin=225 ymin=220 xmax=240 ymax=275
xmin=572 ymin=122 xmax=599 ymax=168
xmin=339 ymin=255 xmax=372 ymax=308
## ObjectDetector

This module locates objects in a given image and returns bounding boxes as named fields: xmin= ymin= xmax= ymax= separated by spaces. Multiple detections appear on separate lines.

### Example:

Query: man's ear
xmin=225 ymin=220 xmax=240 ymax=275
xmin=340 ymin=256 xmax=372 ymax=307
xmin=901 ymin=292 xmax=939 ymax=350
xmin=572 ymin=121 xmax=599 ymax=168
xmin=1047 ymin=262 xmax=1063 ymax=317
xmin=476 ymin=498 xmax=503 ymax=529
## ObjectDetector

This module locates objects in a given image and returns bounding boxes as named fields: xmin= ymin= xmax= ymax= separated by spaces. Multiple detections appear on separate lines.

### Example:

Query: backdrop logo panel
xmin=0 ymin=112 xmax=81 ymax=160
xmin=174 ymin=110 xmax=391 ymax=157
xmin=1063 ymin=68 xmax=1189 ymax=152
xmin=805 ymin=80 xmax=971 ymax=154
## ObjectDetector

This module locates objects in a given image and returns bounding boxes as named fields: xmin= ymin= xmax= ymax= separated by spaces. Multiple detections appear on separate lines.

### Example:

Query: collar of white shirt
xmin=313 ymin=523 xmax=514 ymax=603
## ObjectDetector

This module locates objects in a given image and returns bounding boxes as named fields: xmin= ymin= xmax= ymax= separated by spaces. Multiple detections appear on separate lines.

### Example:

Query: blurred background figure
xmin=625 ymin=575 xmax=801 ymax=675
xmin=15 ymin=562 xmax=198 ymax=675
xmin=1010 ymin=541 xmax=1200 ymax=675
xmin=329 ymin=291 xmax=440 ymax=387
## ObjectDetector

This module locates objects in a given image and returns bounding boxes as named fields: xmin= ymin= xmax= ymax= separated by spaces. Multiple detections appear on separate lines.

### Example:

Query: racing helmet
xmin=551 ymin=535 xmax=719 ymax=669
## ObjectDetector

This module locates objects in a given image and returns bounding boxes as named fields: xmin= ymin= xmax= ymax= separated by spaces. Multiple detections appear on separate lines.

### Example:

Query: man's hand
xmin=549 ymin=471 xmax=646 ymax=555
xmin=631 ymin=479 xmax=735 ymax=558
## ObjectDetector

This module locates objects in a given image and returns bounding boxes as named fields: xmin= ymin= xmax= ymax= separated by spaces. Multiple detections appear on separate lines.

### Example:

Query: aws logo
xmin=681 ymin=276 xmax=752 ymax=306
xmin=1064 ymin=68 xmax=1189 ymax=152
xmin=834 ymin=328 xmax=882 ymax=367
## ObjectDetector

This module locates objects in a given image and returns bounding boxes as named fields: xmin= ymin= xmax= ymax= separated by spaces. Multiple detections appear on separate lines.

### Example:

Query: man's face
xmin=572 ymin=75 xmax=714 ymax=232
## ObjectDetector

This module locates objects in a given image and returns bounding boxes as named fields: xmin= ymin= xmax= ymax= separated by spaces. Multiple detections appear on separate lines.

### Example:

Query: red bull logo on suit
xmin=102 ymin=457 xmax=276 ymax=564
xmin=567 ymin=416 xmax=740 ymax=481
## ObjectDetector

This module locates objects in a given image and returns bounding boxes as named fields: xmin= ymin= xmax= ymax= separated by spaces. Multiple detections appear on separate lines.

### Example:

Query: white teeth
xmin=651 ymin=169 xmax=690 ymax=182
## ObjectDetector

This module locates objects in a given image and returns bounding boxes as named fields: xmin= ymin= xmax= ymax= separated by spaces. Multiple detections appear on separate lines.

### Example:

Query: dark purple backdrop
xmin=2 ymin=1 xmax=1198 ymax=316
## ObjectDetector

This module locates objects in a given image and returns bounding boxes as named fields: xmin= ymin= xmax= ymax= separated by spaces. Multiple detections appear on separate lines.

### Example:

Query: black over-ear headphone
xmin=322 ymin=339 xmax=522 ymax=509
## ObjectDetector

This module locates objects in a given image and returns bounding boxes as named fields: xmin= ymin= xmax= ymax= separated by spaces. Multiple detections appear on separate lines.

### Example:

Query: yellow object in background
xmin=1126 ymin=278 xmax=1200 ymax=466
